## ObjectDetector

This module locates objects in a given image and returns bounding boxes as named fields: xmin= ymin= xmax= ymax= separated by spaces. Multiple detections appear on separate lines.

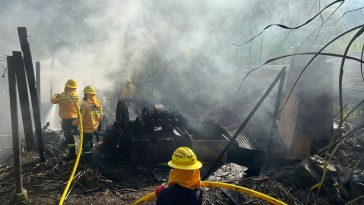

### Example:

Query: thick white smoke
xmin=0 ymin=0 xmax=363 ymax=162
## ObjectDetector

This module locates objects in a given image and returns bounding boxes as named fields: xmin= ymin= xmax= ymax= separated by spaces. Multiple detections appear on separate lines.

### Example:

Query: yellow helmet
xmin=168 ymin=147 xmax=202 ymax=170
xmin=83 ymin=85 xmax=96 ymax=94
xmin=65 ymin=79 xmax=78 ymax=88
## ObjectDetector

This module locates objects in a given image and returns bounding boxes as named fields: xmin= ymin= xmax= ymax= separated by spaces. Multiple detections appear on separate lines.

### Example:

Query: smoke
xmin=0 ymin=0 xmax=363 ymax=157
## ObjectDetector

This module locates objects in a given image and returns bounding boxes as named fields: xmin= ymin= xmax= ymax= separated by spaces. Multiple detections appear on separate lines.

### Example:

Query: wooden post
xmin=50 ymin=59 xmax=54 ymax=98
xmin=7 ymin=55 xmax=28 ymax=203
xmin=36 ymin=61 xmax=41 ymax=106
xmin=17 ymin=27 xmax=45 ymax=162
xmin=12 ymin=51 xmax=33 ymax=151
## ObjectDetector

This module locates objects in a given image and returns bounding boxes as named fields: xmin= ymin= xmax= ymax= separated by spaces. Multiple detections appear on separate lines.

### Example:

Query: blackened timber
xmin=18 ymin=27 xmax=45 ymax=161
xmin=267 ymin=67 xmax=287 ymax=153
xmin=12 ymin=51 xmax=33 ymax=151
xmin=36 ymin=62 xmax=40 ymax=106
xmin=7 ymin=55 xmax=25 ymax=194
xmin=202 ymin=67 xmax=287 ymax=180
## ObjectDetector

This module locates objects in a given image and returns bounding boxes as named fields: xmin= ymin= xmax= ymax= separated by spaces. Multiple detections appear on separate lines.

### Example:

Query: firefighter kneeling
xmin=156 ymin=147 xmax=203 ymax=205
xmin=79 ymin=85 xmax=103 ymax=164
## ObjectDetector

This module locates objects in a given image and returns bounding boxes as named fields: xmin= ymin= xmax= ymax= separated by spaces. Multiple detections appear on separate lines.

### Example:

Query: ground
xmin=0 ymin=151 xmax=298 ymax=205
xmin=0 ymin=127 xmax=363 ymax=205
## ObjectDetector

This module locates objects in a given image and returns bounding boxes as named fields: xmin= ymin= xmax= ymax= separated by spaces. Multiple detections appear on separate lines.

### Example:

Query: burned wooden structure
xmin=278 ymin=56 xmax=333 ymax=159
xmin=200 ymin=65 xmax=287 ymax=177
xmin=12 ymin=51 xmax=34 ymax=151
xmin=101 ymin=59 xmax=335 ymax=180
xmin=102 ymin=102 xmax=229 ymax=164
xmin=18 ymin=27 xmax=45 ymax=161
xmin=7 ymin=54 xmax=28 ymax=203
xmin=5 ymin=27 xmax=45 ymax=203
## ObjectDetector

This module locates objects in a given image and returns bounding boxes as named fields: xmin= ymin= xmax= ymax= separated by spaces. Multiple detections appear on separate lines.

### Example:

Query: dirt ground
xmin=1 ymin=127 xmax=362 ymax=205
xmin=0 ymin=152 xmax=161 ymax=204
xmin=0 ymin=151 xmax=299 ymax=205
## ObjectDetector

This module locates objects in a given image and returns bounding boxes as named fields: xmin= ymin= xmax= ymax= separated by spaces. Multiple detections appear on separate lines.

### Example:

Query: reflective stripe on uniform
xmin=68 ymin=144 xmax=75 ymax=147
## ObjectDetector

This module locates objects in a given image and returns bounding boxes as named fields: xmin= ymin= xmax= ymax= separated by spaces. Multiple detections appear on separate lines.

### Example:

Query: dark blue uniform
xmin=156 ymin=184 xmax=203 ymax=205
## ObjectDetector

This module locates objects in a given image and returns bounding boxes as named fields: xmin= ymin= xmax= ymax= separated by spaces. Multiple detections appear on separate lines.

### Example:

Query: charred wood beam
xmin=203 ymin=67 xmax=286 ymax=180
xmin=12 ymin=51 xmax=33 ymax=151
xmin=7 ymin=55 xmax=27 ymax=198
xmin=267 ymin=67 xmax=287 ymax=154
xmin=18 ymin=27 xmax=45 ymax=162
xmin=36 ymin=62 xmax=41 ymax=106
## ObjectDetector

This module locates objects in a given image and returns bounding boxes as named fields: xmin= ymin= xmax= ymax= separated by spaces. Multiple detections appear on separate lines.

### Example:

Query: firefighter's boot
xmin=80 ymin=153 xmax=93 ymax=164
xmin=63 ymin=147 xmax=76 ymax=161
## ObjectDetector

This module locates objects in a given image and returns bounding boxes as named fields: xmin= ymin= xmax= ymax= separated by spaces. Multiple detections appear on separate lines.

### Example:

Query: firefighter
xmin=156 ymin=147 xmax=203 ymax=205
xmin=51 ymin=79 xmax=80 ymax=160
xmin=79 ymin=85 xmax=103 ymax=163
xmin=121 ymin=77 xmax=135 ymax=101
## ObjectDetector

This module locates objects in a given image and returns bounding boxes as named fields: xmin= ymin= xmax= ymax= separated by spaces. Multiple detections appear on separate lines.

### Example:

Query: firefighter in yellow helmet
xmin=51 ymin=79 xmax=80 ymax=160
xmin=156 ymin=147 xmax=203 ymax=205
xmin=121 ymin=77 xmax=135 ymax=101
xmin=79 ymin=85 xmax=103 ymax=163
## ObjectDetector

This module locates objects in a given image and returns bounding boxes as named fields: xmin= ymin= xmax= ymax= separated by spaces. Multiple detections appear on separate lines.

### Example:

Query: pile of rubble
xmin=205 ymin=163 xmax=302 ymax=205
xmin=0 ymin=125 xmax=363 ymax=204
xmin=271 ymin=134 xmax=364 ymax=205
xmin=202 ymin=130 xmax=364 ymax=205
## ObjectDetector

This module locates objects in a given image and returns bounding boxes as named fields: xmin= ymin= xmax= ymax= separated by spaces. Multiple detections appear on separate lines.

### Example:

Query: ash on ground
xmin=1 ymin=125 xmax=364 ymax=204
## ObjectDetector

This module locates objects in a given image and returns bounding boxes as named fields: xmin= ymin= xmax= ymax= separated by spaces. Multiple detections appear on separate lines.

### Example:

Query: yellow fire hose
xmin=131 ymin=181 xmax=287 ymax=205
xmin=59 ymin=95 xmax=83 ymax=205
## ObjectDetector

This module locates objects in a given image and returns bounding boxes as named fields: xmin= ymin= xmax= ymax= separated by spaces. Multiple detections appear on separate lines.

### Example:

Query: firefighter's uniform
xmin=121 ymin=77 xmax=135 ymax=100
xmin=79 ymin=85 xmax=103 ymax=163
xmin=51 ymin=79 xmax=80 ymax=159
xmin=156 ymin=147 xmax=203 ymax=205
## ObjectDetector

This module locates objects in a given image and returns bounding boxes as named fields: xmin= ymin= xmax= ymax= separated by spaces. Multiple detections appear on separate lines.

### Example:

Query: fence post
xmin=7 ymin=55 xmax=28 ymax=203
xmin=36 ymin=61 xmax=41 ymax=106
xmin=18 ymin=27 xmax=45 ymax=161
xmin=12 ymin=51 xmax=33 ymax=151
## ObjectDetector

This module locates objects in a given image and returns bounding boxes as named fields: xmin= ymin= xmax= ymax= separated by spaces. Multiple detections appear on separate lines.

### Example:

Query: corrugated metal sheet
xmin=332 ymin=61 xmax=364 ymax=107
xmin=202 ymin=104 xmax=285 ymax=152
xmin=159 ymin=64 xmax=287 ymax=152
xmin=198 ymin=65 xmax=287 ymax=152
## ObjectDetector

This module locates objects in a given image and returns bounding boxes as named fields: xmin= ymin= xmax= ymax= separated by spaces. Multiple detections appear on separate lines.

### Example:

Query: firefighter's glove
xmin=155 ymin=184 xmax=167 ymax=197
